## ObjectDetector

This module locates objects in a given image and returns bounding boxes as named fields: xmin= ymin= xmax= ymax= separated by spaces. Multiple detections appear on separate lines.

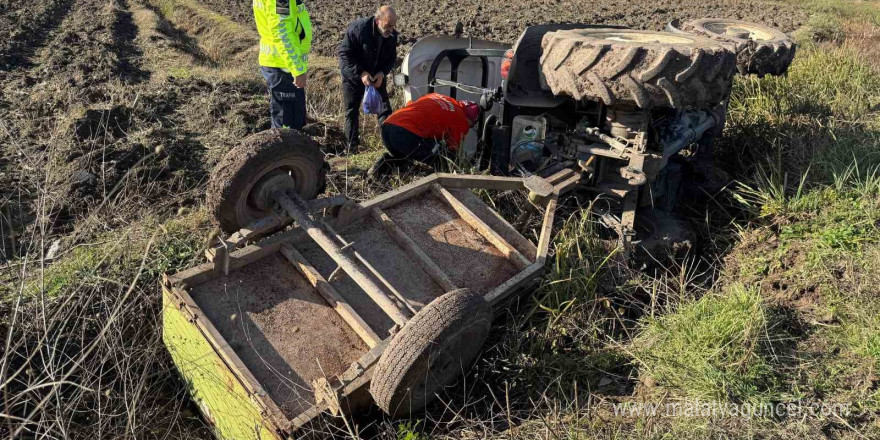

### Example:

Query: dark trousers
xmin=261 ymin=66 xmax=306 ymax=129
xmin=381 ymin=123 xmax=438 ymax=163
xmin=342 ymin=77 xmax=392 ymax=148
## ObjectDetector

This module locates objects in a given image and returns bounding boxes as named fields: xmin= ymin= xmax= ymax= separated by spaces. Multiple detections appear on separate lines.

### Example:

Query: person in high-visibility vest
xmin=254 ymin=0 xmax=312 ymax=129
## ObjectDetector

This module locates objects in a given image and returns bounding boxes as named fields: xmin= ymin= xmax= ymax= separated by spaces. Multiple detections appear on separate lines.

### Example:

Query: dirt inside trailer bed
xmin=295 ymin=215 xmax=444 ymax=337
xmin=188 ymin=252 xmax=369 ymax=419
xmin=294 ymin=189 xmax=532 ymax=337
xmin=449 ymin=188 xmax=538 ymax=262
xmin=385 ymin=192 xmax=522 ymax=296
xmin=198 ymin=0 xmax=807 ymax=58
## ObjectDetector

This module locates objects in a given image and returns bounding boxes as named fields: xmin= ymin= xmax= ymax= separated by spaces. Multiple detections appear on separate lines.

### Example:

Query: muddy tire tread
xmin=574 ymin=44 xmax=608 ymax=74
xmin=370 ymin=289 xmax=492 ymax=417
xmin=680 ymin=19 xmax=795 ymax=77
xmin=541 ymin=29 xmax=736 ymax=109
xmin=206 ymin=128 xmax=327 ymax=233
xmin=639 ymin=47 xmax=674 ymax=82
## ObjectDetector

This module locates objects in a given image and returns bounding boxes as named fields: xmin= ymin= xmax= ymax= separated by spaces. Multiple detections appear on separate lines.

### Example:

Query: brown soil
xmin=449 ymin=188 xmax=537 ymax=260
xmin=722 ymin=229 xmax=832 ymax=321
xmin=385 ymin=193 xmax=520 ymax=295
xmin=294 ymin=214 xmax=452 ymax=338
xmin=199 ymin=0 xmax=807 ymax=57
xmin=189 ymin=252 xmax=368 ymax=418
xmin=0 ymin=0 xmax=262 ymax=260
xmin=296 ymin=229 xmax=398 ymax=337
xmin=0 ymin=0 xmax=73 ymax=70
xmin=341 ymin=217 xmax=447 ymax=308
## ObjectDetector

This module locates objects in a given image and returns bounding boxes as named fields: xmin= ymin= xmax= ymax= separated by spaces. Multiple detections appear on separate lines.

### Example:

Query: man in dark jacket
xmin=338 ymin=6 xmax=398 ymax=150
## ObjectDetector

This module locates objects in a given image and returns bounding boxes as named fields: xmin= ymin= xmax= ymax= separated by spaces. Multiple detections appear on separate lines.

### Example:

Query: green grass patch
xmin=531 ymin=210 xmax=609 ymax=330
xmin=10 ymin=209 xmax=211 ymax=300
xmin=792 ymin=0 xmax=880 ymax=26
xmin=631 ymin=286 xmax=779 ymax=403
xmin=24 ymin=245 xmax=105 ymax=298
xmin=724 ymin=37 xmax=880 ymax=208
xmin=478 ymin=210 xmax=633 ymax=403
xmin=797 ymin=12 xmax=846 ymax=42
xmin=722 ymin=166 xmax=880 ymax=420
xmin=396 ymin=421 xmax=429 ymax=440
xmin=730 ymin=44 xmax=880 ymax=121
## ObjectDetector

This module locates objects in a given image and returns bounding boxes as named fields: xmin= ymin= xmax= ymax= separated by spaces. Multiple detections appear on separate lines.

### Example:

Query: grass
xmin=605 ymin=4 xmax=880 ymax=436
xmin=3 ymin=0 xmax=880 ymax=438
xmin=424 ymin=2 xmax=880 ymax=437
xmin=724 ymin=46 xmax=880 ymax=189
xmin=1 ymin=210 xmax=213 ymax=438
xmin=792 ymin=0 xmax=880 ymax=27
xmin=485 ymin=209 xmax=632 ymax=395
xmin=631 ymin=286 xmax=777 ymax=404
xmin=150 ymin=0 xmax=256 ymax=65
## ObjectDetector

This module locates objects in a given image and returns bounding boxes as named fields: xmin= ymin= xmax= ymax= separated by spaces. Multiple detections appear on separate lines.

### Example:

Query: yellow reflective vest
xmin=253 ymin=0 xmax=312 ymax=75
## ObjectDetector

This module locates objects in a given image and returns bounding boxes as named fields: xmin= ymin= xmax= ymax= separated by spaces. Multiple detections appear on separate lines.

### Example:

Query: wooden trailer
xmin=161 ymin=130 xmax=579 ymax=439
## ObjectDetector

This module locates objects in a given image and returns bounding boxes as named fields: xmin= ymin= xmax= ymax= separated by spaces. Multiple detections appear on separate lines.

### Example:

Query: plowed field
xmin=200 ymin=0 xmax=806 ymax=56
xmin=0 ymin=0 xmax=807 ymax=251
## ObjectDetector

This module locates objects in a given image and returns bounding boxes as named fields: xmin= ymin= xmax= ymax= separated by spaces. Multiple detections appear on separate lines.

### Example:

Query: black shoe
xmin=367 ymin=153 xmax=393 ymax=179
xmin=367 ymin=152 xmax=408 ymax=179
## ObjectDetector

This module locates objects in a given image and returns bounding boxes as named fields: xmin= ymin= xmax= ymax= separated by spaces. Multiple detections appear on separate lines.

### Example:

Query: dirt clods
xmin=200 ymin=0 xmax=807 ymax=57
xmin=74 ymin=106 xmax=134 ymax=140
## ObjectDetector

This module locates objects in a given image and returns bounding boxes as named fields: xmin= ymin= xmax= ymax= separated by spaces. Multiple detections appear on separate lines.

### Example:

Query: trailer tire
xmin=678 ymin=19 xmax=795 ymax=77
xmin=207 ymin=128 xmax=327 ymax=233
xmin=540 ymin=28 xmax=737 ymax=109
xmin=370 ymin=288 xmax=492 ymax=417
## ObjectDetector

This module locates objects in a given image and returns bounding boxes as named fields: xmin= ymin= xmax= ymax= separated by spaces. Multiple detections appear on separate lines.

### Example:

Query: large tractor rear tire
xmin=540 ymin=28 xmax=737 ymax=109
xmin=370 ymin=288 xmax=492 ymax=417
xmin=678 ymin=19 xmax=795 ymax=77
xmin=206 ymin=128 xmax=327 ymax=233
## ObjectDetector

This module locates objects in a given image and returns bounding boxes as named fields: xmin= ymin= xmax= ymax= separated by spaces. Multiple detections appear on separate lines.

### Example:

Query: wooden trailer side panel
xmin=162 ymin=287 xmax=283 ymax=440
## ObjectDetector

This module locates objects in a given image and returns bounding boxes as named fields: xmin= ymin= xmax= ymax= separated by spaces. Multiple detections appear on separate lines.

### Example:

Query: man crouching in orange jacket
xmin=367 ymin=93 xmax=480 ymax=178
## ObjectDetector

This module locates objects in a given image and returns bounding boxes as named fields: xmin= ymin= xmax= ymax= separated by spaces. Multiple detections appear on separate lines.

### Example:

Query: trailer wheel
xmin=206 ymin=128 xmax=327 ymax=233
xmin=540 ymin=28 xmax=737 ymax=109
xmin=678 ymin=19 xmax=795 ymax=77
xmin=370 ymin=288 xmax=492 ymax=417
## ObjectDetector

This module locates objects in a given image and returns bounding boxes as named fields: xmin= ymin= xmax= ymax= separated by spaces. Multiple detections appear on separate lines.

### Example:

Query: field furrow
xmin=197 ymin=0 xmax=808 ymax=57
xmin=0 ymin=0 xmax=76 ymax=71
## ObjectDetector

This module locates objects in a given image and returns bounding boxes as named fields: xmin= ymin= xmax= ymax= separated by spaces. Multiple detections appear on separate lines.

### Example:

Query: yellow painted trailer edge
xmin=162 ymin=285 xmax=283 ymax=440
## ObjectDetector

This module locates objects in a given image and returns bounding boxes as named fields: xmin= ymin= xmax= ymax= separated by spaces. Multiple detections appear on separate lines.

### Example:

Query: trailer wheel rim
xmin=249 ymin=171 xmax=297 ymax=211
xmin=234 ymin=158 xmax=320 ymax=227
xmin=207 ymin=128 xmax=327 ymax=233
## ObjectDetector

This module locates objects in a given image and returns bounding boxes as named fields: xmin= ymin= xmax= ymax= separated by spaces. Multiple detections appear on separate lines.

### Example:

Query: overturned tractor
xmin=397 ymin=18 xmax=795 ymax=256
